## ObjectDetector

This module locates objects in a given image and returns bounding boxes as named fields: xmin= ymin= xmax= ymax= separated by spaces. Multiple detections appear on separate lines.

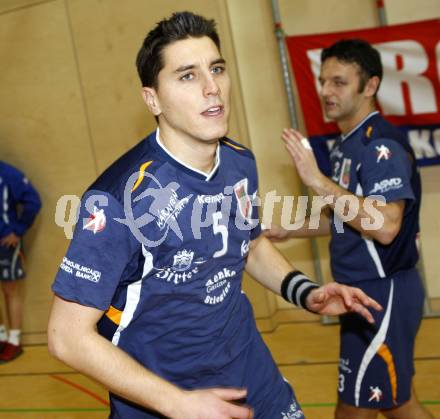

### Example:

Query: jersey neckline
xmin=153 ymin=128 xmax=221 ymax=182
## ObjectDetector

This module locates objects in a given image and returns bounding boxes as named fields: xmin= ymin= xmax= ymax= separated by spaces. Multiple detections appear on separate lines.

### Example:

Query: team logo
xmin=83 ymin=206 xmax=106 ymax=234
xmin=155 ymin=249 xmax=206 ymax=284
xmin=172 ymin=250 xmax=194 ymax=272
xmin=376 ymin=145 xmax=392 ymax=162
xmin=339 ymin=158 xmax=352 ymax=189
xmin=368 ymin=386 xmax=383 ymax=402
xmin=234 ymin=178 xmax=252 ymax=220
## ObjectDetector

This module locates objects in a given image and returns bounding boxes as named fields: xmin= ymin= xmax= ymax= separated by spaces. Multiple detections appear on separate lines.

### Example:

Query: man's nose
xmin=320 ymin=82 xmax=332 ymax=98
xmin=203 ymin=74 xmax=220 ymax=97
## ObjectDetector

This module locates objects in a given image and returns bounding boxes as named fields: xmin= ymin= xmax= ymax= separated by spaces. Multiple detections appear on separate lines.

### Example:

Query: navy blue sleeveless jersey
xmin=328 ymin=112 xmax=421 ymax=284
xmin=52 ymin=130 xmax=262 ymax=387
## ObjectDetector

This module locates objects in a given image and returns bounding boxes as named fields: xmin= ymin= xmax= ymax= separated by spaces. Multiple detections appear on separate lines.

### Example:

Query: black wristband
xmin=281 ymin=270 xmax=319 ymax=311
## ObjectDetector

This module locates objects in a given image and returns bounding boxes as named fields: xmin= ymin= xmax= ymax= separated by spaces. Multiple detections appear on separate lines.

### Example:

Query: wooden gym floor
xmin=0 ymin=311 xmax=439 ymax=419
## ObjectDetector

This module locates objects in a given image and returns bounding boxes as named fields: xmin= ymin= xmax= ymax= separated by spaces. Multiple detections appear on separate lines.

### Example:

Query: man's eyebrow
xmin=174 ymin=58 xmax=226 ymax=73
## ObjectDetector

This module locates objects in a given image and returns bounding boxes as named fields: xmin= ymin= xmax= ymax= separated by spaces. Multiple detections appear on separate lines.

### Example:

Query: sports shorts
xmin=337 ymin=268 xmax=424 ymax=409
xmin=109 ymin=332 xmax=304 ymax=418
xmin=0 ymin=242 xmax=25 ymax=281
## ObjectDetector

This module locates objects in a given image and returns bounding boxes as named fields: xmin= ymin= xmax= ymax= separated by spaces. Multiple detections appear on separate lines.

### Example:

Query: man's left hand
xmin=306 ymin=282 xmax=382 ymax=323
xmin=0 ymin=233 xmax=21 ymax=248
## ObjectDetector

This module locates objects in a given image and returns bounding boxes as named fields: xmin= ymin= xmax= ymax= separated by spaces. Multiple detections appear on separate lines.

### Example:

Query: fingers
xmin=228 ymin=404 xmax=253 ymax=419
xmin=210 ymin=387 xmax=247 ymax=401
xmin=349 ymin=302 xmax=375 ymax=324
xmin=209 ymin=388 xmax=252 ymax=419
xmin=353 ymin=288 xmax=383 ymax=312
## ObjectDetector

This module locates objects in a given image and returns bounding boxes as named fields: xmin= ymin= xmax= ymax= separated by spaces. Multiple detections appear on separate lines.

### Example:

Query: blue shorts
xmin=109 ymin=332 xmax=304 ymax=418
xmin=0 ymin=242 xmax=25 ymax=281
xmin=337 ymin=268 xmax=424 ymax=409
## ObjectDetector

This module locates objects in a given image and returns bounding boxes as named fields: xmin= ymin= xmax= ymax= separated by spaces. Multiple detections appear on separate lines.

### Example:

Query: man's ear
xmin=365 ymin=76 xmax=380 ymax=98
xmin=142 ymin=87 xmax=161 ymax=116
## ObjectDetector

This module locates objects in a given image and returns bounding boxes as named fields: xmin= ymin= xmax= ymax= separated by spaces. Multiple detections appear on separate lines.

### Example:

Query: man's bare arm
xmin=47 ymin=296 xmax=252 ymax=419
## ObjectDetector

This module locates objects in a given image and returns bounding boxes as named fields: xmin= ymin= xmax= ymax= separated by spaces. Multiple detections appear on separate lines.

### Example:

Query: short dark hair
xmin=321 ymin=39 xmax=383 ymax=93
xmin=136 ymin=11 xmax=221 ymax=89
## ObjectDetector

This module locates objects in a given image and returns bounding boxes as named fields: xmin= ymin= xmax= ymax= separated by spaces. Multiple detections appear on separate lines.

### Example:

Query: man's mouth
xmin=201 ymin=105 xmax=224 ymax=117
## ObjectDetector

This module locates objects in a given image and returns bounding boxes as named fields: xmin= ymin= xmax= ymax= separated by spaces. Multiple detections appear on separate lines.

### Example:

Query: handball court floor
xmin=0 ymin=309 xmax=439 ymax=419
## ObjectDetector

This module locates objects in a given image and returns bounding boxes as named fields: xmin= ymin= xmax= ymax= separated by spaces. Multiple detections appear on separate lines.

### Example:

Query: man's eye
xmin=180 ymin=73 xmax=194 ymax=81
xmin=212 ymin=66 xmax=225 ymax=74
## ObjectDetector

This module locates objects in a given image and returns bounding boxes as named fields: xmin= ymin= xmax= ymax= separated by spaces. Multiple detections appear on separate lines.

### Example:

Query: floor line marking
xmin=50 ymin=374 xmax=109 ymax=406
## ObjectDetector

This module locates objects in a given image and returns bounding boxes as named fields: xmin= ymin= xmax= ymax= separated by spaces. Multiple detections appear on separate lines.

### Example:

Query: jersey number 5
xmin=213 ymin=211 xmax=228 ymax=258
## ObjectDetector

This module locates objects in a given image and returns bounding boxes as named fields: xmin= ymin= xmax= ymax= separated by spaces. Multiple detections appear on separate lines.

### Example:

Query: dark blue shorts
xmin=337 ymin=268 xmax=424 ymax=409
xmin=0 ymin=242 xmax=25 ymax=281
xmin=109 ymin=332 xmax=304 ymax=418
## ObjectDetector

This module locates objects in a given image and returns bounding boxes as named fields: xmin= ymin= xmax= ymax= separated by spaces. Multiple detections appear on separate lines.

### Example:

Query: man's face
xmin=145 ymin=36 xmax=231 ymax=144
xmin=319 ymin=57 xmax=369 ymax=124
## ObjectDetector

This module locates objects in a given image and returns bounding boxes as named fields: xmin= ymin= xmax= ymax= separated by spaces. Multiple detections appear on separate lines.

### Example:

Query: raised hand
xmin=306 ymin=282 xmax=382 ymax=324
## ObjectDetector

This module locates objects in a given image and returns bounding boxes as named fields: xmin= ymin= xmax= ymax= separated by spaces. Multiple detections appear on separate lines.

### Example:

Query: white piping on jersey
xmin=363 ymin=238 xmax=386 ymax=278
xmin=354 ymin=279 xmax=394 ymax=406
xmin=10 ymin=242 xmax=20 ymax=281
xmin=155 ymin=128 xmax=220 ymax=181
xmin=2 ymin=186 xmax=9 ymax=225
xmin=111 ymin=246 xmax=154 ymax=345
xmin=356 ymin=182 xmax=386 ymax=278
xmin=341 ymin=111 xmax=379 ymax=142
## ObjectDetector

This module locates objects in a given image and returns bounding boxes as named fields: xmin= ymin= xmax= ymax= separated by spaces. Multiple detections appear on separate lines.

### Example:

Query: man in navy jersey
xmin=0 ymin=161 xmax=41 ymax=362
xmin=48 ymin=15 xmax=381 ymax=419
xmin=266 ymin=40 xmax=433 ymax=418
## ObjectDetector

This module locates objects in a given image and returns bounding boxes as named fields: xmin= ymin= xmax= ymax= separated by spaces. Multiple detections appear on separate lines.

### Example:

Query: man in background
xmin=0 ymin=161 xmax=41 ymax=363
xmin=266 ymin=39 xmax=433 ymax=418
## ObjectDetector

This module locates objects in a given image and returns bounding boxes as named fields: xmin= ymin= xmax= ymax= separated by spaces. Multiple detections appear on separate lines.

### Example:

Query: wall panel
xmin=0 ymin=0 xmax=97 ymax=338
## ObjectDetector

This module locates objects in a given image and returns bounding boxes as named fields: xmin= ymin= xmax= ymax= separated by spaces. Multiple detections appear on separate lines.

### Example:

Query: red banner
xmin=285 ymin=19 xmax=440 ymax=167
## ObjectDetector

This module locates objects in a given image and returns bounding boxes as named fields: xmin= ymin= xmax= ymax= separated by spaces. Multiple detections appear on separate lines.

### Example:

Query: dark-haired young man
xmin=266 ymin=39 xmax=433 ymax=419
xmin=48 ymin=15 xmax=381 ymax=419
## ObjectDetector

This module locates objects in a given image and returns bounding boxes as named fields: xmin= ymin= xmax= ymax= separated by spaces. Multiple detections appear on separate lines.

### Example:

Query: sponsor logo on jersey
xmin=156 ymin=189 xmax=189 ymax=230
xmin=339 ymin=158 xmax=352 ymax=189
xmin=368 ymin=177 xmax=403 ymax=194
xmin=376 ymin=145 xmax=392 ymax=162
xmin=281 ymin=401 xmax=304 ymax=419
xmin=240 ymin=240 xmax=250 ymax=257
xmin=155 ymin=249 xmax=206 ymax=284
xmin=83 ymin=206 xmax=106 ymax=234
xmin=368 ymin=386 xmax=383 ymax=402
xmin=197 ymin=192 xmax=225 ymax=204
xmin=204 ymin=267 xmax=236 ymax=305
xmin=60 ymin=257 xmax=101 ymax=283
xmin=234 ymin=178 xmax=252 ymax=220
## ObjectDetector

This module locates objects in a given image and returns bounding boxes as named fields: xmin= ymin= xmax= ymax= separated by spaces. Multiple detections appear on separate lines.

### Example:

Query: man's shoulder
xmin=87 ymin=132 xmax=162 ymax=201
xmin=220 ymin=137 xmax=255 ymax=162
xmin=361 ymin=114 xmax=408 ymax=147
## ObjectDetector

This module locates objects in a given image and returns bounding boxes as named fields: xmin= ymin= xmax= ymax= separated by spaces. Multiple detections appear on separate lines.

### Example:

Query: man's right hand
xmin=173 ymin=388 xmax=253 ymax=419
xmin=263 ymin=224 xmax=290 ymax=242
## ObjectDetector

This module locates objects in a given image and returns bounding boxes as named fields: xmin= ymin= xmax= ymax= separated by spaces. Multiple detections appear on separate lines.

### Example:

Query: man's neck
xmin=157 ymin=126 xmax=218 ymax=176
xmin=337 ymin=105 xmax=377 ymax=135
